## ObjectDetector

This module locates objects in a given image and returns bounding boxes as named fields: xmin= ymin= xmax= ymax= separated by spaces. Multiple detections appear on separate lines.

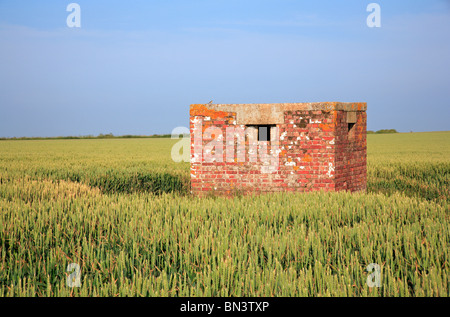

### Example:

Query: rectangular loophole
xmin=347 ymin=111 xmax=357 ymax=136
xmin=348 ymin=122 xmax=356 ymax=132
xmin=246 ymin=125 xmax=276 ymax=142
xmin=258 ymin=126 xmax=270 ymax=141
xmin=257 ymin=125 xmax=276 ymax=141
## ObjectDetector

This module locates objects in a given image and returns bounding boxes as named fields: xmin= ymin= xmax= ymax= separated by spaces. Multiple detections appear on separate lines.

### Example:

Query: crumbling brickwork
xmin=190 ymin=102 xmax=367 ymax=196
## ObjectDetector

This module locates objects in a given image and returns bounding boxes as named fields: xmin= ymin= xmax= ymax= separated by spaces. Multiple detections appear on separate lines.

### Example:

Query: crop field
xmin=0 ymin=132 xmax=448 ymax=297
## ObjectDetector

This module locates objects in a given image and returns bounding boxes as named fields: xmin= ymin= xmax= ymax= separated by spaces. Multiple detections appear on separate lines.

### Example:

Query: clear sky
xmin=0 ymin=0 xmax=449 ymax=137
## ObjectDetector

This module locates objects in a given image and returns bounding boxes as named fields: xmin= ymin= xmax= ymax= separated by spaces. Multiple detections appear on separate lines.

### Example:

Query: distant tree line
xmin=367 ymin=129 xmax=398 ymax=134
xmin=0 ymin=133 xmax=174 ymax=140
xmin=1 ymin=129 xmax=399 ymax=140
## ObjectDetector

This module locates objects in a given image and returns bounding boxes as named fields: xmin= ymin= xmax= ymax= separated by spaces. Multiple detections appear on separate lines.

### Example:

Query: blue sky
xmin=0 ymin=0 xmax=449 ymax=137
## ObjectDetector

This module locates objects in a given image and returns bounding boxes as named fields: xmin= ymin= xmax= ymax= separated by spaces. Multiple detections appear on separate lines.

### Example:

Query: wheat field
xmin=0 ymin=132 xmax=448 ymax=296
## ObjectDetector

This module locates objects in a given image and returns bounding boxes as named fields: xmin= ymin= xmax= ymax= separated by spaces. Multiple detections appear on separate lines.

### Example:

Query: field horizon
xmin=1 ymin=129 xmax=449 ymax=141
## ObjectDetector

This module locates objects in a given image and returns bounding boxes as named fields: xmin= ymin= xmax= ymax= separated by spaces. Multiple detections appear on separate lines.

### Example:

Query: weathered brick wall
xmin=190 ymin=103 xmax=366 ymax=196
xmin=278 ymin=109 xmax=336 ymax=192
xmin=334 ymin=110 xmax=367 ymax=192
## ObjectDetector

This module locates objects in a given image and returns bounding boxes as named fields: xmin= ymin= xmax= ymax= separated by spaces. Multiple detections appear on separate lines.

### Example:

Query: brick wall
xmin=334 ymin=111 xmax=367 ymax=192
xmin=190 ymin=103 xmax=366 ymax=196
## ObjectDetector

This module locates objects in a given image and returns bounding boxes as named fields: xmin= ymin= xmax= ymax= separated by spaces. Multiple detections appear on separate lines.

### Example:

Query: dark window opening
xmin=246 ymin=125 xmax=276 ymax=142
xmin=348 ymin=122 xmax=356 ymax=133
xmin=257 ymin=125 xmax=273 ymax=141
